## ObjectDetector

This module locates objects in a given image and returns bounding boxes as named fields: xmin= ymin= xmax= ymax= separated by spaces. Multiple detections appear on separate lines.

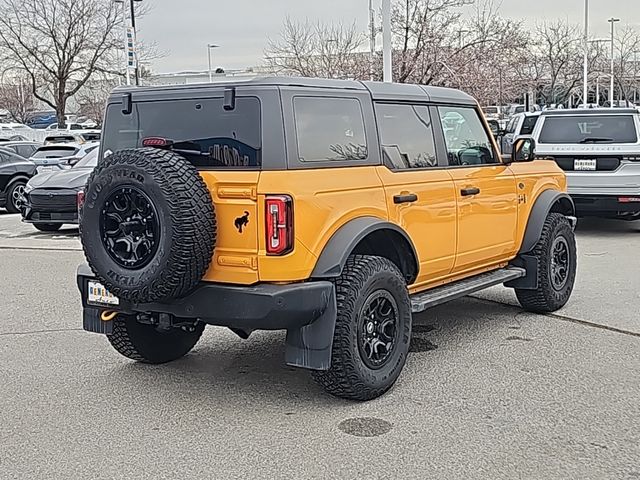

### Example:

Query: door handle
xmin=460 ymin=187 xmax=480 ymax=196
xmin=393 ymin=193 xmax=418 ymax=204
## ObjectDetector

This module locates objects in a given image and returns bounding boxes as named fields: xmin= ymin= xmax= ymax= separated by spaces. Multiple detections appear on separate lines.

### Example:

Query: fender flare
xmin=519 ymin=190 xmax=575 ymax=254
xmin=311 ymin=216 xmax=419 ymax=281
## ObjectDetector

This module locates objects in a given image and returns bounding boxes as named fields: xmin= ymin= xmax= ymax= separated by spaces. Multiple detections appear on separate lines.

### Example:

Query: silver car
xmin=531 ymin=108 xmax=640 ymax=220
xmin=29 ymin=142 xmax=100 ymax=173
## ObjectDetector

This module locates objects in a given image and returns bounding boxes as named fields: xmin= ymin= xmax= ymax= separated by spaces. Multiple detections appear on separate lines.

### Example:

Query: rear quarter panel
xmin=257 ymin=167 xmax=388 ymax=282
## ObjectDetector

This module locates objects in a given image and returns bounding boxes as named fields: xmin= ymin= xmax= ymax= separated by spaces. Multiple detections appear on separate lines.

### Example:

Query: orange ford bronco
xmin=77 ymin=78 xmax=577 ymax=400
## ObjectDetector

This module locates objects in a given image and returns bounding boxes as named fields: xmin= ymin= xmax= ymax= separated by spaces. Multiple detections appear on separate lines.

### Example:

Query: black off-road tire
xmin=107 ymin=315 xmax=205 ymax=364
xmin=515 ymin=213 xmax=577 ymax=313
xmin=80 ymin=148 xmax=216 ymax=303
xmin=5 ymin=179 xmax=26 ymax=213
xmin=33 ymin=223 xmax=63 ymax=232
xmin=311 ymin=255 xmax=412 ymax=401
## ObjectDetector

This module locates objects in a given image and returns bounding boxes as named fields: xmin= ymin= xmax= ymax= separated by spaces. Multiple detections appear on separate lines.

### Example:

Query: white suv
xmin=531 ymin=108 xmax=640 ymax=220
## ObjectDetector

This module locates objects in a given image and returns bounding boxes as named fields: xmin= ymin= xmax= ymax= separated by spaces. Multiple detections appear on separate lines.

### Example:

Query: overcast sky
xmin=139 ymin=0 xmax=640 ymax=73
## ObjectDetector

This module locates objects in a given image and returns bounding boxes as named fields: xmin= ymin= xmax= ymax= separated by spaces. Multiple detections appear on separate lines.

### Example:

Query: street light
xmin=608 ymin=17 xmax=620 ymax=105
xmin=207 ymin=44 xmax=220 ymax=83
xmin=582 ymin=0 xmax=589 ymax=108
xmin=382 ymin=0 xmax=391 ymax=82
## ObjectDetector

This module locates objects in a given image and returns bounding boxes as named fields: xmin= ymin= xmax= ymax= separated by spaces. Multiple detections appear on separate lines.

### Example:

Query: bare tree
xmin=265 ymin=17 xmax=369 ymax=79
xmin=612 ymin=25 xmax=640 ymax=101
xmin=0 ymin=77 xmax=34 ymax=123
xmin=0 ymin=0 xmax=121 ymax=126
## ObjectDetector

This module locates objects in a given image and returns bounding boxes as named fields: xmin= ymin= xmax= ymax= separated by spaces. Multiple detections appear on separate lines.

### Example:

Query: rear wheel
xmin=5 ymin=180 xmax=26 ymax=214
xmin=107 ymin=315 xmax=204 ymax=364
xmin=311 ymin=255 xmax=412 ymax=401
xmin=33 ymin=223 xmax=63 ymax=232
xmin=515 ymin=213 xmax=577 ymax=313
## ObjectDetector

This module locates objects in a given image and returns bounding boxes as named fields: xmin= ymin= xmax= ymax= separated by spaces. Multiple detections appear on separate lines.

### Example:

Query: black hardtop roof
xmin=111 ymin=76 xmax=477 ymax=105
xmin=541 ymin=108 xmax=639 ymax=116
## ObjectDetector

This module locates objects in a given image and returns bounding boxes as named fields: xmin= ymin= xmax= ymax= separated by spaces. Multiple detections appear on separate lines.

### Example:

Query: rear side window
xmin=293 ymin=97 xmax=367 ymax=162
xmin=520 ymin=115 xmax=539 ymax=135
xmin=375 ymin=103 xmax=437 ymax=169
xmin=539 ymin=115 xmax=638 ymax=144
xmin=102 ymin=97 xmax=262 ymax=168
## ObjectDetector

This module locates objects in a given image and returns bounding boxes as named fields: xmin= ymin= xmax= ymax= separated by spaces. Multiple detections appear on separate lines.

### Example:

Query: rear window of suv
xmin=538 ymin=115 xmax=638 ymax=144
xmin=102 ymin=97 xmax=261 ymax=168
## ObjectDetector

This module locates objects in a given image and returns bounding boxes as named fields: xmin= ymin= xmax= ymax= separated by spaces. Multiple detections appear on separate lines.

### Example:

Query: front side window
xmin=438 ymin=106 xmax=496 ymax=166
xmin=375 ymin=103 xmax=437 ymax=169
xmin=294 ymin=97 xmax=367 ymax=162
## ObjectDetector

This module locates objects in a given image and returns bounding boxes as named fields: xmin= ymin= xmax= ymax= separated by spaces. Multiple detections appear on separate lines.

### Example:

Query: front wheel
xmin=311 ymin=255 xmax=412 ymax=401
xmin=5 ymin=180 xmax=26 ymax=214
xmin=107 ymin=315 xmax=204 ymax=364
xmin=515 ymin=213 xmax=577 ymax=313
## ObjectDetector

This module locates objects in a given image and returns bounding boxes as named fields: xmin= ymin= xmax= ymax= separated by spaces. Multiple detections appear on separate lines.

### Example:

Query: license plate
xmin=87 ymin=281 xmax=119 ymax=306
xmin=574 ymin=159 xmax=597 ymax=171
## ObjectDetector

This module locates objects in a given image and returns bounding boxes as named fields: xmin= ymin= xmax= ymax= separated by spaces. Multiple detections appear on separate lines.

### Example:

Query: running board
xmin=411 ymin=267 xmax=526 ymax=313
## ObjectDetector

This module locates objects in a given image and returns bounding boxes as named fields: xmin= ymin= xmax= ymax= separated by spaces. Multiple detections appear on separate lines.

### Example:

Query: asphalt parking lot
xmin=1 ymin=212 xmax=639 ymax=479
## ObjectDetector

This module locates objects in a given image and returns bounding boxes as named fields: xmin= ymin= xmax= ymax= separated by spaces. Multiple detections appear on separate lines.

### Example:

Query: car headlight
xmin=24 ymin=182 xmax=34 ymax=194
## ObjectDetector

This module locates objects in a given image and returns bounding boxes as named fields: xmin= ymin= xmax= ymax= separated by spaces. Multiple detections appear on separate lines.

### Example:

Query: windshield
xmin=538 ymin=115 xmax=638 ymax=144
xmin=102 ymin=96 xmax=262 ymax=168
xmin=74 ymin=148 xmax=99 ymax=168
xmin=32 ymin=147 xmax=78 ymax=158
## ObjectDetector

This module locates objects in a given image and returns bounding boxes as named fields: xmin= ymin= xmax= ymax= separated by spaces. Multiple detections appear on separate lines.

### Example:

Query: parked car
xmin=0 ymin=146 xmax=37 ymax=213
xmin=482 ymin=105 xmax=502 ymax=121
xmin=30 ymin=142 xmax=100 ymax=173
xmin=43 ymin=131 xmax=101 ymax=145
xmin=531 ymin=108 xmax=640 ymax=220
xmin=76 ymin=77 xmax=577 ymax=401
xmin=46 ymin=122 xmax=90 ymax=131
xmin=21 ymin=148 xmax=98 ymax=231
xmin=0 ymin=141 xmax=41 ymax=159
xmin=499 ymin=111 xmax=541 ymax=157
xmin=0 ymin=135 xmax=29 ymax=142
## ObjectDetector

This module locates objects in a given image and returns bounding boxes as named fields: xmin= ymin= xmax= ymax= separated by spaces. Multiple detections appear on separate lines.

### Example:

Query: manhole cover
xmin=338 ymin=417 xmax=393 ymax=437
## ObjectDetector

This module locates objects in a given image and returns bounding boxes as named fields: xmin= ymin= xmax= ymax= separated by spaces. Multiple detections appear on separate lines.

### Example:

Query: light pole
xmin=207 ymin=44 xmax=219 ymax=83
xmin=382 ymin=0 xmax=391 ymax=82
xmin=608 ymin=17 xmax=620 ymax=105
xmin=582 ymin=0 xmax=589 ymax=107
xmin=368 ymin=0 xmax=375 ymax=81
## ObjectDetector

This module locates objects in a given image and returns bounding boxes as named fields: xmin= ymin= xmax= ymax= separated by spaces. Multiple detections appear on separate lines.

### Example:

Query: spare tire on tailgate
xmin=80 ymin=148 xmax=216 ymax=304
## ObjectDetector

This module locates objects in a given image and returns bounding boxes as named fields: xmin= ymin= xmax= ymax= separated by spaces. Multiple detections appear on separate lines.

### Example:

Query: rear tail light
xmin=142 ymin=137 xmax=174 ymax=148
xmin=77 ymin=189 xmax=85 ymax=221
xmin=265 ymin=195 xmax=293 ymax=255
xmin=618 ymin=197 xmax=640 ymax=203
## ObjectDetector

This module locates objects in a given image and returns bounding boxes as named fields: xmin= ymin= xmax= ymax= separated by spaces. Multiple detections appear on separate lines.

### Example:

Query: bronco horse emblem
xmin=234 ymin=211 xmax=250 ymax=233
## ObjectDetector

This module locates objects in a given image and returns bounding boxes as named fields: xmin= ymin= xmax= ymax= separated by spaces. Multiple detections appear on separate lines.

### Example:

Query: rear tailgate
xmin=200 ymin=171 xmax=260 ymax=284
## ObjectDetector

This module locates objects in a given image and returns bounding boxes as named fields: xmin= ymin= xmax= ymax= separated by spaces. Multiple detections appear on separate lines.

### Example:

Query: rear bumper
xmin=77 ymin=263 xmax=338 ymax=370
xmin=571 ymin=194 xmax=640 ymax=215
xmin=565 ymin=161 xmax=640 ymax=197
xmin=76 ymin=264 xmax=333 ymax=331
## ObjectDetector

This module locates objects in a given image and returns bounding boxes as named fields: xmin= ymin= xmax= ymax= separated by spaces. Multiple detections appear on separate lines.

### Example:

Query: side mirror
xmin=511 ymin=137 xmax=536 ymax=163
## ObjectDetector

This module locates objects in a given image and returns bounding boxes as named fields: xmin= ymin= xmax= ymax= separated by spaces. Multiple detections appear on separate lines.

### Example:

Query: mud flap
xmin=284 ymin=287 xmax=337 ymax=370
xmin=83 ymin=307 xmax=113 ymax=335
xmin=505 ymin=254 xmax=539 ymax=290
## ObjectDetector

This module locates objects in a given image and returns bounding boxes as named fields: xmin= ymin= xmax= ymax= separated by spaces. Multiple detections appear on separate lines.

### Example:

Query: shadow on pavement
xmin=84 ymin=297 xmax=515 ymax=406
xmin=576 ymin=217 xmax=639 ymax=236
